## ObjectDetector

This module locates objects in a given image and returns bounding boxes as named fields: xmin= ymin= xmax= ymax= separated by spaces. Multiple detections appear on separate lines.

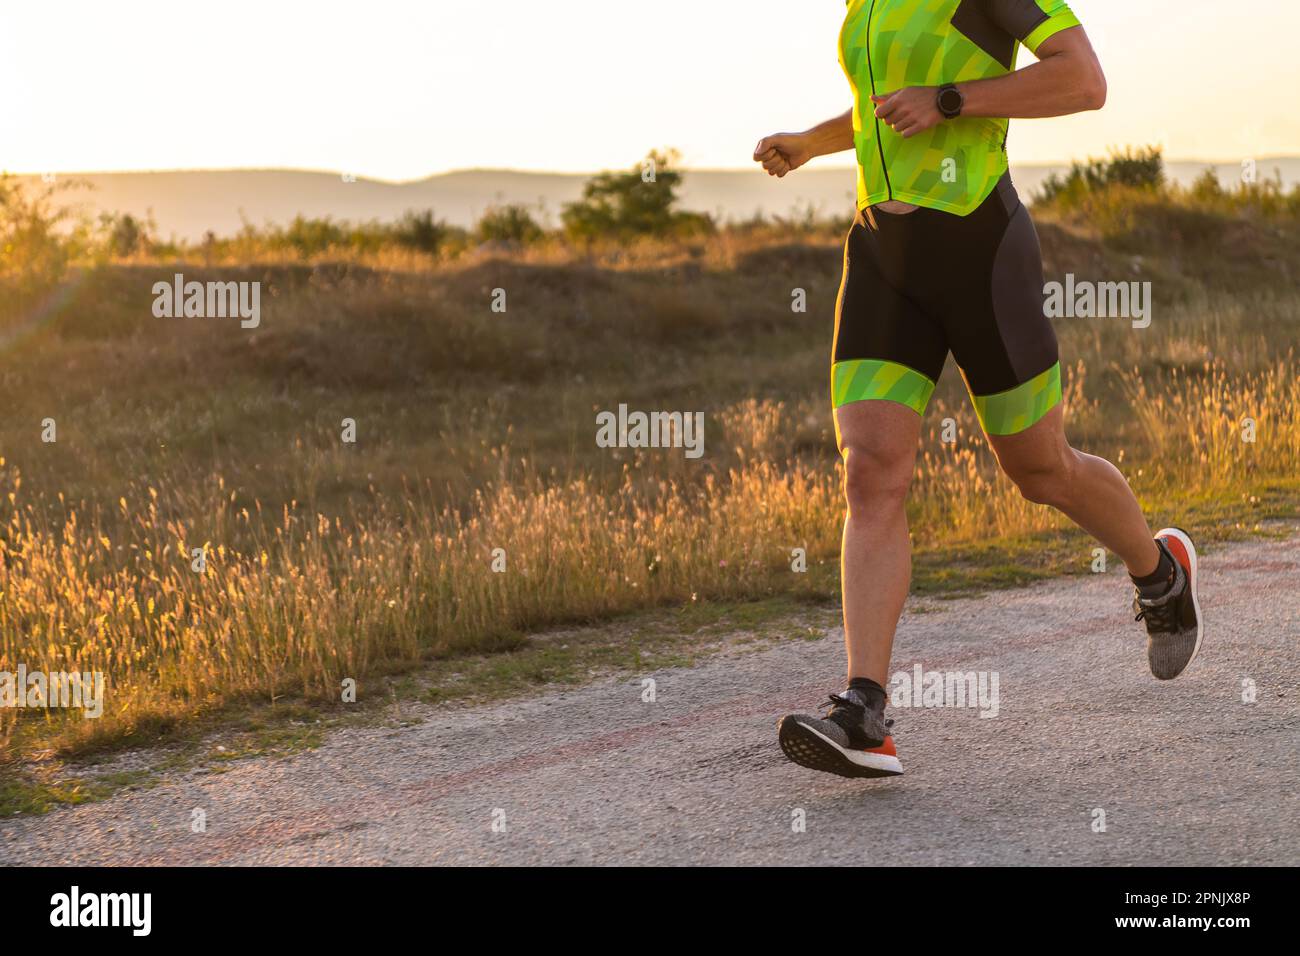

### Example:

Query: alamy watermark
xmin=1 ymin=665 xmax=104 ymax=718
xmin=49 ymin=886 xmax=150 ymax=936
xmin=152 ymin=273 xmax=261 ymax=328
xmin=596 ymin=404 xmax=704 ymax=459
xmin=889 ymin=664 xmax=999 ymax=718
xmin=1043 ymin=274 xmax=1151 ymax=329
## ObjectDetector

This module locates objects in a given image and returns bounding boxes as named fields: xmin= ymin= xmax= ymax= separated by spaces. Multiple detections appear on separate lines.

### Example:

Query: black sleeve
xmin=983 ymin=0 xmax=1055 ymax=42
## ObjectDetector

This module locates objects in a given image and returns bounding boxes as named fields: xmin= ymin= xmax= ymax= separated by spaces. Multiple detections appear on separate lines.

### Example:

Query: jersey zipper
xmin=864 ymin=0 xmax=893 ymax=200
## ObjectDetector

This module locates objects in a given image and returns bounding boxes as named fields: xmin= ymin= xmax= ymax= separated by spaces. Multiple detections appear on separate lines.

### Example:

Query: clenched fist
xmin=753 ymin=133 xmax=814 ymax=178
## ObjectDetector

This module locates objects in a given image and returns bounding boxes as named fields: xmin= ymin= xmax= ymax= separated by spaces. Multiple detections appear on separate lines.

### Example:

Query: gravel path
xmin=4 ymin=533 xmax=1297 ymax=866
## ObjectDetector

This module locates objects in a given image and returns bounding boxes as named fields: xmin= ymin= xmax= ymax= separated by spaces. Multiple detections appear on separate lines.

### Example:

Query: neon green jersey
xmin=839 ymin=0 xmax=1080 ymax=215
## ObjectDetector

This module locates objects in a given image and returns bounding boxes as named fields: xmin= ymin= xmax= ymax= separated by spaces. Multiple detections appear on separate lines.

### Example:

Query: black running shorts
xmin=831 ymin=172 xmax=1060 ymax=435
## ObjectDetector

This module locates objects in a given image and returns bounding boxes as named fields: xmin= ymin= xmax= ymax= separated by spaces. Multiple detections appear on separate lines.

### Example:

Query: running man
xmin=754 ymin=0 xmax=1204 ymax=779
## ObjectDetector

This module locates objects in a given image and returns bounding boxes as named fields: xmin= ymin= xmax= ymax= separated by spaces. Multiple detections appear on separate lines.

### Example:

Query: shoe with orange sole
xmin=1133 ymin=527 xmax=1204 ymax=680
xmin=778 ymin=690 xmax=903 ymax=778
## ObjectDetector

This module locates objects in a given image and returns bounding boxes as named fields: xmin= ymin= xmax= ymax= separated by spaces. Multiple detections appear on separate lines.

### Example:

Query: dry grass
xmin=2 ymin=351 xmax=1295 ymax=757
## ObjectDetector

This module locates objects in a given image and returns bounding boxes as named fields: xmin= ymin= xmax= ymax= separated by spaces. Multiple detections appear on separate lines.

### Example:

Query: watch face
xmin=939 ymin=88 xmax=962 ymax=115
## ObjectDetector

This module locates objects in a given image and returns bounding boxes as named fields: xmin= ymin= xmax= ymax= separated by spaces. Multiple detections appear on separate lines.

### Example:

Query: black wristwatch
xmin=937 ymin=83 xmax=964 ymax=119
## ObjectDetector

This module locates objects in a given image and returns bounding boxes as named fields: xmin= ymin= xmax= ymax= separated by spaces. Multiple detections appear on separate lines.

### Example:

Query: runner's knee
xmin=1003 ymin=447 xmax=1078 ymax=507
xmin=841 ymin=441 xmax=913 ymax=513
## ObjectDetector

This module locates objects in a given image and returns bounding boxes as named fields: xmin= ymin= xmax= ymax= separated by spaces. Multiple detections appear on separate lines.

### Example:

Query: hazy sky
xmin=3 ymin=0 xmax=1293 ymax=180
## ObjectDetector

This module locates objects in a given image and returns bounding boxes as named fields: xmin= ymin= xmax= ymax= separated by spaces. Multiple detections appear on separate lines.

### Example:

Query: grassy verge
xmin=4 ymin=502 xmax=1294 ymax=817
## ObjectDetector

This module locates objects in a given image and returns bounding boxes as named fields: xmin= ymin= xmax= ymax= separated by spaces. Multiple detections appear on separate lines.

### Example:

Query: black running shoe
xmin=1133 ymin=527 xmax=1204 ymax=680
xmin=778 ymin=688 xmax=903 ymax=778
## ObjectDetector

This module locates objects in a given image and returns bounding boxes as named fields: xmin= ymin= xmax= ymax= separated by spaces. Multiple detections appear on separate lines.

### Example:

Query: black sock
xmin=1130 ymin=542 xmax=1175 ymax=599
xmin=848 ymin=677 xmax=887 ymax=711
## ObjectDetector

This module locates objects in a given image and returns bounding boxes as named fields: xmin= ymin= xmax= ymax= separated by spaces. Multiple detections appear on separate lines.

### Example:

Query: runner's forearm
xmin=802 ymin=109 xmax=856 ymax=158
xmin=957 ymin=34 xmax=1105 ymax=118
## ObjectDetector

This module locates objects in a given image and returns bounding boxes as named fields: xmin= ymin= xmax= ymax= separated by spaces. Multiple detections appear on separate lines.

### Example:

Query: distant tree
xmin=562 ymin=149 xmax=712 ymax=240
xmin=103 ymin=212 xmax=146 ymax=256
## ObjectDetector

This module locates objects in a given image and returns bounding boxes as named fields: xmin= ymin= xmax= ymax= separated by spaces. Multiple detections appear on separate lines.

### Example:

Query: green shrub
xmin=1189 ymin=168 xmax=1225 ymax=202
xmin=392 ymin=209 xmax=450 ymax=253
xmin=477 ymin=204 xmax=544 ymax=243
xmin=282 ymin=215 xmax=348 ymax=257
xmin=1035 ymin=145 xmax=1165 ymax=206
xmin=0 ymin=175 xmax=92 ymax=312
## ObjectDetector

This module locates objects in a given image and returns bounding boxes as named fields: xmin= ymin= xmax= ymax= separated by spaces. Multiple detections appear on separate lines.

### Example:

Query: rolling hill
xmin=11 ymin=157 xmax=1300 ymax=241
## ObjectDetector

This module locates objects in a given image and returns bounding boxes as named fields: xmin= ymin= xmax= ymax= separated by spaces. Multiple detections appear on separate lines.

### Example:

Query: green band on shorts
xmin=971 ymin=362 xmax=1062 ymax=435
xmin=832 ymin=359 xmax=936 ymax=415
